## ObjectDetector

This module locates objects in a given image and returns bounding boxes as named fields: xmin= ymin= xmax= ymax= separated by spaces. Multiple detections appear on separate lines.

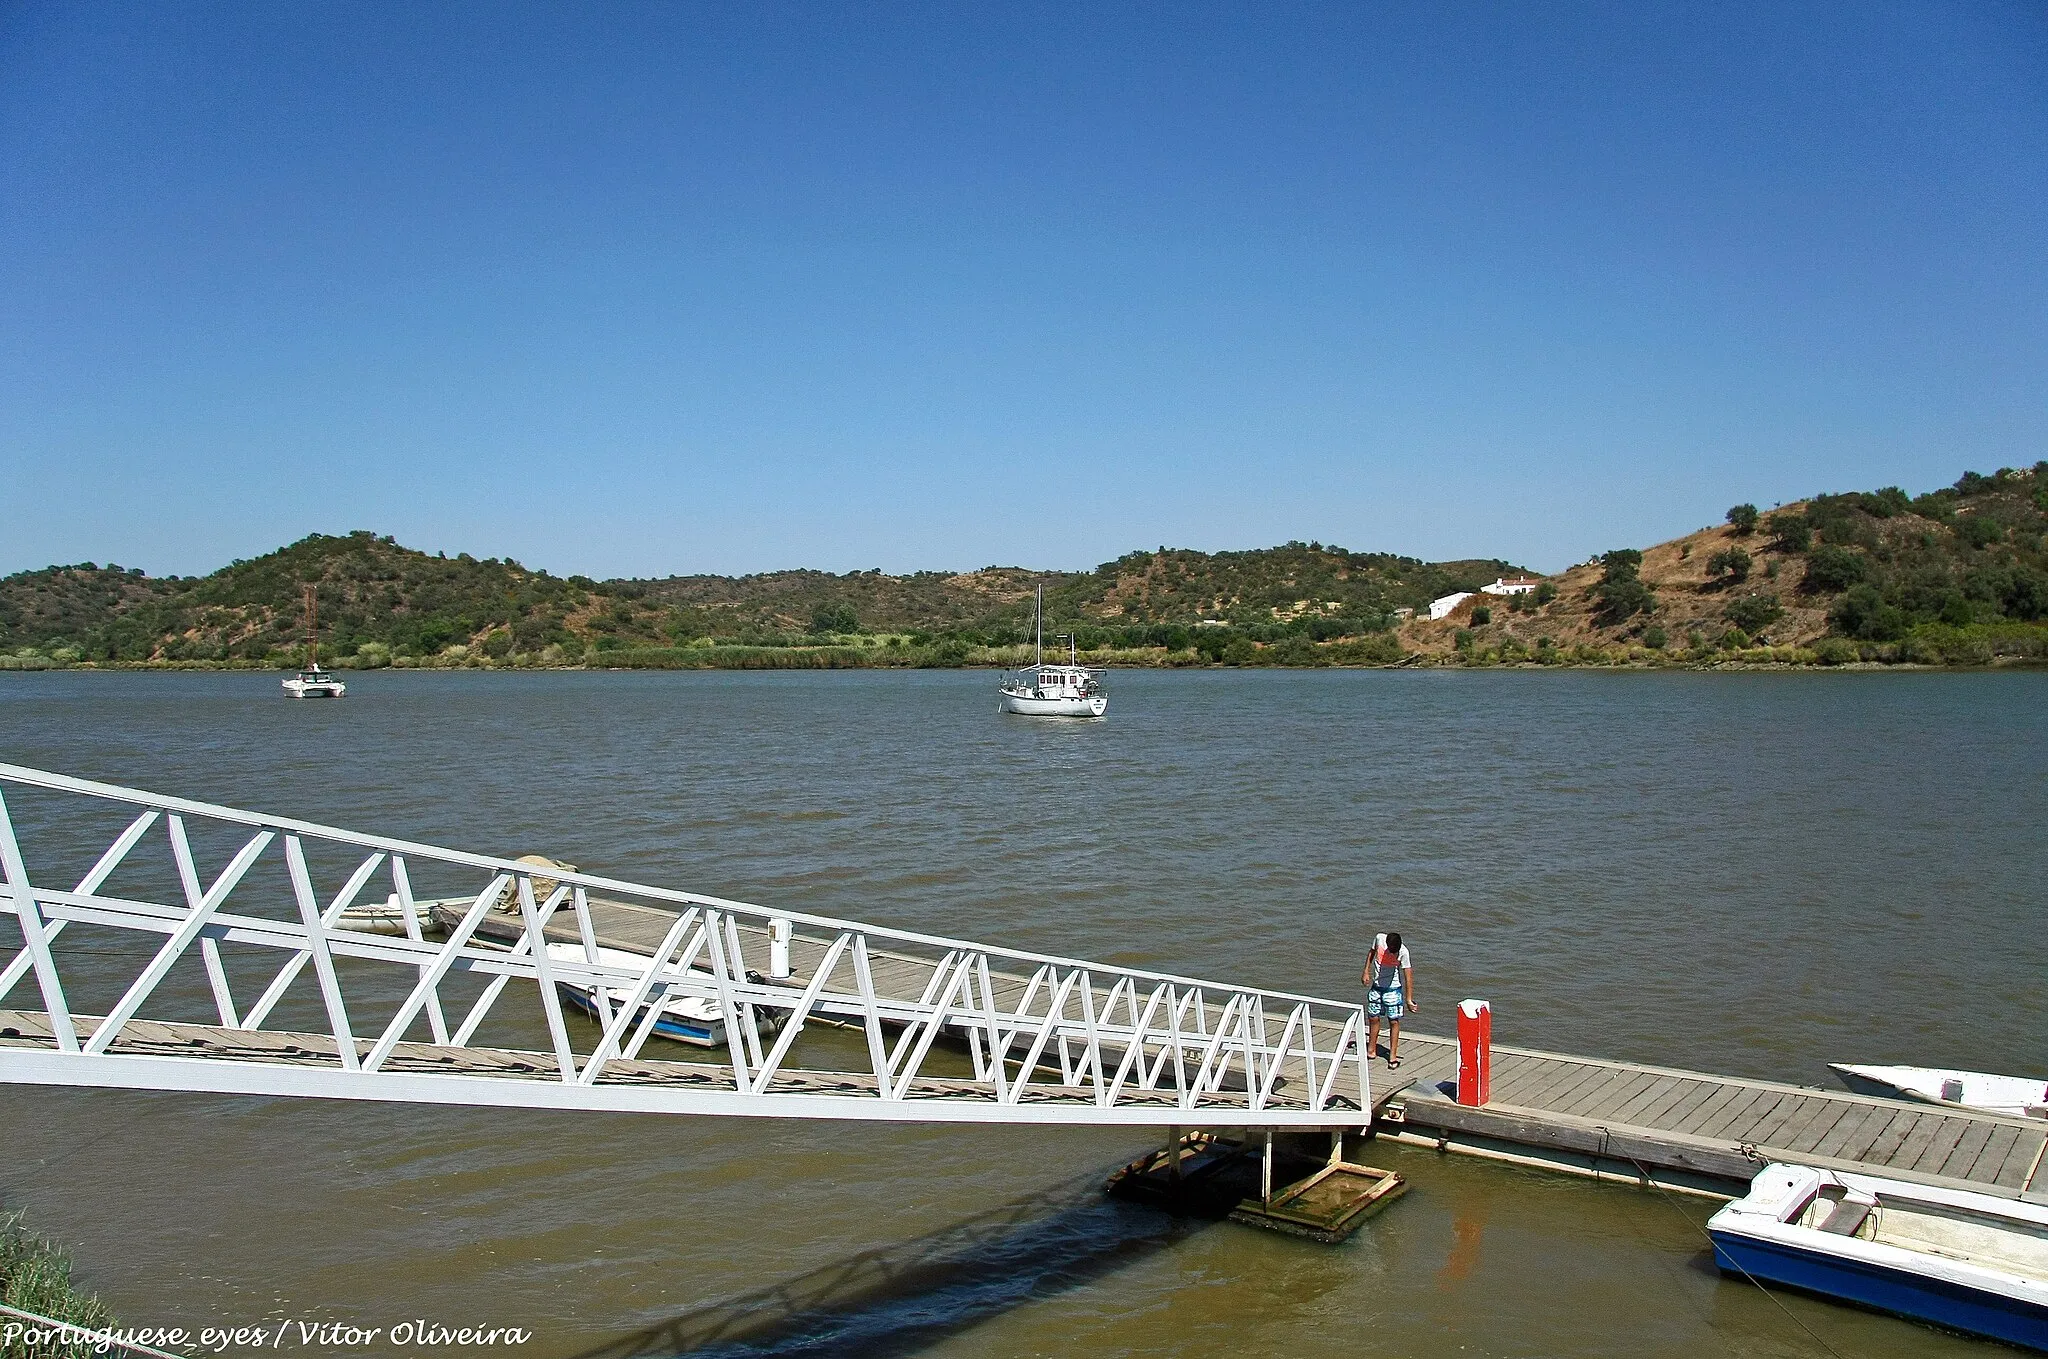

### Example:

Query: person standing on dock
xmin=1362 ymin=932 xmax=1415 ymax=1068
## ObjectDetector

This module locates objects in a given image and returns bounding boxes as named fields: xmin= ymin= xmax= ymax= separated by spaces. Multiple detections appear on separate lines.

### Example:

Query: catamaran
xmin=282 ymin=584 xmax=346 ymax=698
xmin=998 ymin=586 xmax=1107 ymax=718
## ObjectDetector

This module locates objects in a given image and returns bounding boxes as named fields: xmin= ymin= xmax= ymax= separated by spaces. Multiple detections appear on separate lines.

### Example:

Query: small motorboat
xmin=1831 ymin=1064 xmax=2048 ymax=1120
xmin=998 ymin=586 xmax=1107 ymax=718
xmin=544 ymin=941 xmax=783 ymax=1049
xmin=1708 ymin=1162 xmax=2048 ymax=1350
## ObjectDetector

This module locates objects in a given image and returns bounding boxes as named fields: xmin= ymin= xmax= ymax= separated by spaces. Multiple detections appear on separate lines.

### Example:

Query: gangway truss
xmin=0 ymin=765 xmax=1369 ymax=1127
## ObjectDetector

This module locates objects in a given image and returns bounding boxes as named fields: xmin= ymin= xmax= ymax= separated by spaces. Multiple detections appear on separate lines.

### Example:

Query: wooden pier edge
xmin=1385 ymin=1085 xmax=2047 ymax=1203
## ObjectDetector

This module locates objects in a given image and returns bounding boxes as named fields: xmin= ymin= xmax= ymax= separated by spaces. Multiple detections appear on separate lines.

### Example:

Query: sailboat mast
xmin=306 ymin=585 xmax=318 ymax=669
xmin=1035 ymin=584 xmax=1043 ymax=667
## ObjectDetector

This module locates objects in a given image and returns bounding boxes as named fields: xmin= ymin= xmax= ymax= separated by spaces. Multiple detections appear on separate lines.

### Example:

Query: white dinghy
xmin=1831 ymin=1064 xmax=2048 ymax=1120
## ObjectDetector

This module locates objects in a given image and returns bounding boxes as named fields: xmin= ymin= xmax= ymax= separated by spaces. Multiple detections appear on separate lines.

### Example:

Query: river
xmin=1 ymin=667 xmax=2041 ymax=1357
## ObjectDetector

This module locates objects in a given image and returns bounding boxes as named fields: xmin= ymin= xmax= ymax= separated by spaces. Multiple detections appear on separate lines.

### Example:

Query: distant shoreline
xmin=4 ymin=646 xmax=2042 ymax=675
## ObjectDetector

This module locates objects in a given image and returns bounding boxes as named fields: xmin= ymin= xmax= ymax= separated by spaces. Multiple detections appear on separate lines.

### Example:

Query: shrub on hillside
xmin=1767 ymin=512 xmax=1811 ymax=553
xmin=1830 ymin=584 xmax=1907 ymax=641
xmin=1591 ymin=549 xmax=1654 ymax=624
xmin=1706 ymin=547 xmax=1752 ymax=582
xmin=1726 ymin=504 xmax=1759 ymax=534
xmin=1470 ymin=605 xmax=1491 ymax=626
xmin=1724 ymin=593 xmax=1784 ymax=634
xmin=1804 ymin=544 xmax=1869 ymax=593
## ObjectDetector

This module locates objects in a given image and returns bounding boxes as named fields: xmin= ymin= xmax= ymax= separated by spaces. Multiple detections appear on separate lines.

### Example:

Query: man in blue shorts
xmin=1362 ymin=931 xmax=1416 ymax=1068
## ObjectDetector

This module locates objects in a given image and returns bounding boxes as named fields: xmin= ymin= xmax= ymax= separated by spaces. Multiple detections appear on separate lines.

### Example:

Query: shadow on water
xmin=560 ymin=1173 xmax=1206 ymax=1359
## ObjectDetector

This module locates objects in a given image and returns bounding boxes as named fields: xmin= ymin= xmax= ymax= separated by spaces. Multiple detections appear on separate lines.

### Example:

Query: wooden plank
xmin=1767 ymin=1097 xmax=1855 ymax=1154
xmin=1751 ymin=1092 xmax=1846 ymax=1150
xmin=1581 ymin=1071 xmax=1672 ymax=1122
xmin=1982 ymin=1129 xmax=2048 ymax=1187
xmin=1494 ymin=1058 xmax=1601 ymax=1109
xmin=1898 ymin=1114 xmax=1966 ymax=1175
xmin=1475 ymin=1055 xmax=1556 ymax=1104
xmin=1867 ymin=1113 xmax=1925 ymax=1162
xmin=1934 ymin=1118 xmax=1996 ymax=1180
xmin=1695 ymin=1088 xmax=1777 ymax=1137
xmin=1605 ymin=1073 xmax=1686 ymax=1127
xmin=1728 ymin=1088 xmax=1810 ymax=1137
xmin=1397 ymin=1092 xmax=1766 ymax=1182
xmin=1549 ymin=1066 xmax=1650 ymax=1118
xmin=1619 ymin=1077 xmax=1710 ymax=1128
xmin=1962 ymin=1124 xmax=2025 ymax=1185
xmin=1810 ymin=1104 xmax=1883 ymax=1161
xmin=1844 ymin=1107 xmax=1910 ymax=1164
xmin=1884 ymin=1111 xmax=1947 ymax=1172
xmin=1673 ymin=1081 xmax=1751 ymax=1138
xmin=1653 ymin=1079 xmax=1730 ymax=1135
xmin=1525 ymin=1062 xmax=1628 ymax=1113
xmin=1635 ymin=1078 xmax=1718 ymax=1131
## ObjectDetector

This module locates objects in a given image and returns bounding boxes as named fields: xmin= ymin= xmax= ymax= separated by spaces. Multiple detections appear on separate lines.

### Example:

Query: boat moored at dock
xmin=545 ymin=940 xmax=783 ymax=1049
xmin=1707 ymin=1162 xmax=2048 ymax=1350
xmin=1832 ymin=1063 xmax=2048 ymax=1120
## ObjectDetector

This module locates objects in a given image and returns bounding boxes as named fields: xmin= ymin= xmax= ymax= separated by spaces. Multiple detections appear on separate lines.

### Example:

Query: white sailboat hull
xmin=999 ymin=690 xmax=1107 ymax=717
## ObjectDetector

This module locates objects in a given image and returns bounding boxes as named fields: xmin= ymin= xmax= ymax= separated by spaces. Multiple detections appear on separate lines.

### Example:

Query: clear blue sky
xmin=3 ymin=2 xmax=2044 ymax=579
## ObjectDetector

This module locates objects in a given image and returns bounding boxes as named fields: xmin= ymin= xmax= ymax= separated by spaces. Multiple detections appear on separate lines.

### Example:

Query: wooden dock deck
xmin=1368 ymin=1031 xmax=2047 ymax=1203
xmin=446 ymin=894 xmax=2048 ymax=1203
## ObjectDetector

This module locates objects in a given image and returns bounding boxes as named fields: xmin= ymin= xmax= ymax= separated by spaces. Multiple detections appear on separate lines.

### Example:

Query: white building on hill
xmin=1428 ymin=591 xmax=1474 ymax=620
xmin=1481 ymin=576 xmax=1541 ymax=596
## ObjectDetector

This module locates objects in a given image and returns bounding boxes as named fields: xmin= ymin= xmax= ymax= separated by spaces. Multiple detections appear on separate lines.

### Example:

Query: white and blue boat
xmin=545 ymin=941 xmax=783 ymax=1049
xmin=1708 ymin=1162 xmax=2048 ymax=1350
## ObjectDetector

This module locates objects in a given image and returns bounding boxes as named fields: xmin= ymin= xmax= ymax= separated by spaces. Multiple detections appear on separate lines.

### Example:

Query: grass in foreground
xmin=0 ymin=1208 xmax=116 ymax=1359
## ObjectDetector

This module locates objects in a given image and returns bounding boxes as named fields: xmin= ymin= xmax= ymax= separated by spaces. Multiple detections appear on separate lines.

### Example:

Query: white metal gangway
xmin=0 ymin=764 xmax=1369 ymax=1127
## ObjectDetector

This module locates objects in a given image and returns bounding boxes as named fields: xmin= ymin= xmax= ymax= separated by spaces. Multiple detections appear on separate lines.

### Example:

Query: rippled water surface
xmin=0 ymin=668 xmax=2042 ymax=1357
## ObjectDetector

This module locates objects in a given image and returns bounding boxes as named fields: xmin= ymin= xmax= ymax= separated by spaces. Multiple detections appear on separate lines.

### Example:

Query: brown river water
xmin=0 ymin=668 xmax=2042 ymax=1358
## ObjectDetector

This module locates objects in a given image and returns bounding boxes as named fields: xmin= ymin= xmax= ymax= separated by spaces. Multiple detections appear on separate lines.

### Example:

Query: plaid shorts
xmin=1368 ymin=986 xmax=1405 ymax=1021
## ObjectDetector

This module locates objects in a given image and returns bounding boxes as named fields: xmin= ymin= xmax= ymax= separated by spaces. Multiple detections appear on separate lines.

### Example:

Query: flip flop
xmin=1387 ymin=1057 xmax=1402 ymax=1069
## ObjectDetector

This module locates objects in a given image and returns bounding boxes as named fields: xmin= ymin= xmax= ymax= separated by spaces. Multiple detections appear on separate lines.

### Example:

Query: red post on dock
xmin=1456 ymin=999 xmax=1492 ymax=1106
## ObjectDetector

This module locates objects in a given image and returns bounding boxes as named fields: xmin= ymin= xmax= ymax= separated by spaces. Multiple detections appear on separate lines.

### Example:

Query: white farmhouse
xmin=1481 ymin=576 xmax=1541 ymax=596
xmin=1428 ymin=591 xmax=1474 ymax=621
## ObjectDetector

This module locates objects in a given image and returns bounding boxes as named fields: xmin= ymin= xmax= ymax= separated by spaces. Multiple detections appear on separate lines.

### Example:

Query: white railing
xmin=0 ymin=764 xmax=1368 ymax=1127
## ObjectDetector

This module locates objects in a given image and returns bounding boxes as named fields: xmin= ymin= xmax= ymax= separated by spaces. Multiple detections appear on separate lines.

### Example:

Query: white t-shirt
xmin=1370 ymin=934 xmax=1412 ymax=975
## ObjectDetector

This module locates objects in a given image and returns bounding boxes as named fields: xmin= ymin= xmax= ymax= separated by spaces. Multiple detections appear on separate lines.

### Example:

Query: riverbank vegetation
xmin=0 ymin=1208 xmax=115 ymax=1359
xmin=3 ymin=465 xmax=2043 ymax=673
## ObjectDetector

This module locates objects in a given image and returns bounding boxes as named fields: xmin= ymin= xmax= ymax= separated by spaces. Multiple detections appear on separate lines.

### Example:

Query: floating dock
xmin=446 ymin=894 xmax=2048 ymax=1204
xmin=1368 ymin=1032 xmax=2047 ymax=1203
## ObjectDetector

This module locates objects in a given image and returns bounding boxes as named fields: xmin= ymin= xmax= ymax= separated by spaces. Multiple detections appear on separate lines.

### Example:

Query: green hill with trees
xmin=0 ymin=532 xmax=1515 ymax=668
xmin=2 ymin=463 xmax=2043 ymax=670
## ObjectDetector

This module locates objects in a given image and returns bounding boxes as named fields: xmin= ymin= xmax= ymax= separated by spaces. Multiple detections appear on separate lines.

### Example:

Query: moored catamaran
xmin=998 ymin=585 xmax=1106 ymax=718
xmin=281 ymin=584 xmax=346 ymax=698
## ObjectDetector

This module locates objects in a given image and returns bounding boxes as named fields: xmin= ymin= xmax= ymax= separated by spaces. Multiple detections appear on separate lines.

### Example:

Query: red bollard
xmin=1456 ymin=999 xmax=1492 ymax=1106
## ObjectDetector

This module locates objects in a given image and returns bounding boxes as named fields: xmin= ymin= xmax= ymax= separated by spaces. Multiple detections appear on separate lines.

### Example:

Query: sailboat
xmin=998 ymin=586 xmax=1107 ymax=718
xmin=281 ymin=585 xmax=347 ymax=698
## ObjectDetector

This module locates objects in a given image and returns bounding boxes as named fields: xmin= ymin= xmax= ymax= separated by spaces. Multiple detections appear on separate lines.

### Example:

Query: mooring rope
xmin=1612 ymin=1143 xmax=1851 ymax=1359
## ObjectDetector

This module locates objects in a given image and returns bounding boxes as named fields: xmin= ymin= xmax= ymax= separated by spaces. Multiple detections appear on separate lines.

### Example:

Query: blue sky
xmin=3 ymin=2 xmax=2044 ymax=579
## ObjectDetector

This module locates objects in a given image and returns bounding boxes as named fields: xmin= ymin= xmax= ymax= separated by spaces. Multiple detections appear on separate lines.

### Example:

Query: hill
xmin=0 ymin=532 xmax=1520 ymax=667
xmin=1400 ymin=462 xmax=2048 ymax=664
xmin=3 ymin=463 xmax=2042 ymax=670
